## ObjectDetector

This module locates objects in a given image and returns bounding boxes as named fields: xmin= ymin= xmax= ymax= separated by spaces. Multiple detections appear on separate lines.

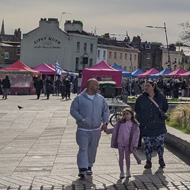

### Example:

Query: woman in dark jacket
xmin=45 ymin=76 xmax=53 ymax=100
xmin=2 ymin=76 xmax=11 ymax=99
xmin=134 ymin=80 xmax=168 ymax=169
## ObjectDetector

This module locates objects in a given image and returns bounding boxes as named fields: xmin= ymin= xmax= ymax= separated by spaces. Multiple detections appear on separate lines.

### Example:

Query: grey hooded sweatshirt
xmin=70 ymin=89 xmax=110 ymax=130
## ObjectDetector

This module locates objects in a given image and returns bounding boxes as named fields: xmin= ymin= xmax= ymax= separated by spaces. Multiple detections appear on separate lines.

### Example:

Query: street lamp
xmin=146 ymin=22 xmax=171 ymax=70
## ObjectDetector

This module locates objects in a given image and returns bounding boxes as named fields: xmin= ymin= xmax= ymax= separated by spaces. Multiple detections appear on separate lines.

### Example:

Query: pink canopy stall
xmin=179 ymin=71 xmax=190 ymax=77
xmin=0 ymin=60 xmax=40 ymax=95
xmin=82 ymin=61 xmax=122 ymax=90
xmin=32 ymin=63 xmax=56 ymax=75
xmin=164 ymin=68 xmax=187 ymax=78
xmin=137 ymin=68 xmax=159 ymax=78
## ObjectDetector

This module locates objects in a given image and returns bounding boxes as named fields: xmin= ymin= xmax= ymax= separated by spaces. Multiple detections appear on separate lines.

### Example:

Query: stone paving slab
xmin=0 ymin=95 xmax=190 ymax=190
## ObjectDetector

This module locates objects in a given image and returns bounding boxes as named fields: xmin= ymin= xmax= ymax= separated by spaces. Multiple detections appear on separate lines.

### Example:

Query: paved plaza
xmin=0 ymin=94 xmax=190 ymax=190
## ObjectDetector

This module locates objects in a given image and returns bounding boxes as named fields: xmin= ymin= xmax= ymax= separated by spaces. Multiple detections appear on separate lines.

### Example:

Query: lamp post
xmin=146 ymin=22 xmax=171 ymax=70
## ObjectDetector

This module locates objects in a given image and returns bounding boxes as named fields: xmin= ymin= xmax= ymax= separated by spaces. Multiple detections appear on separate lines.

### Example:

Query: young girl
xmin=105 ymin=107 xmax=140 ymax=179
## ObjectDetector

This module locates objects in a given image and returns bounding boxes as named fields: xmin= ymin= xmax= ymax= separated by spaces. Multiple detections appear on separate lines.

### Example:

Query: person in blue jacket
xmin=70 ymin=78 xmax=110 ymax=178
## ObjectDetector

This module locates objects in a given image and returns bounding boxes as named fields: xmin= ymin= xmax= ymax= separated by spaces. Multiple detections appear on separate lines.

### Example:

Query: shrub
xmin=168 ymin=104 xmax=190 ymax=134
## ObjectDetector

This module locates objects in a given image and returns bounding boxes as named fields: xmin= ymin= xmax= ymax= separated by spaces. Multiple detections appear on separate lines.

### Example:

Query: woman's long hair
xmin=146 ymin=80 xmax=161 ymax=94
xmin=120 ymin=107 xmax=139 ymax=125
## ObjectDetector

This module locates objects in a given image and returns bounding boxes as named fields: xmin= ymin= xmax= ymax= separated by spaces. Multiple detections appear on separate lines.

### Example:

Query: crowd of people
xmin=123 ymin=78 xmax=189 ymax=98
xmin=33 ymin=75 xmax=81 ymax=100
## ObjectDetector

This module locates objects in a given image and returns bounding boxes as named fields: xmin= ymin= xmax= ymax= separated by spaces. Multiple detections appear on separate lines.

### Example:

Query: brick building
xmin=0 ymin=19 xmax=21 ymax=68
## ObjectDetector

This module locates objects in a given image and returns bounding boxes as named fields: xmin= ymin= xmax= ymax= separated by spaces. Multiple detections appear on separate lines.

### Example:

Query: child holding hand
xmin=105 ymin=107 xmax=140 ymax=179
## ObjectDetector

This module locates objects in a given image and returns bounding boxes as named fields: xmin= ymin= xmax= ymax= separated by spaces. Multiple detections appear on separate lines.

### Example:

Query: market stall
xmin=137 ymin=68 xmax=159 ymax=78
xmin=82 ymin=61 xmax=122 ymax=90
xmin=111 ymin=63 xmax=131 ymax=77
xmin=0 ymin=60 xmax=40 ymax=95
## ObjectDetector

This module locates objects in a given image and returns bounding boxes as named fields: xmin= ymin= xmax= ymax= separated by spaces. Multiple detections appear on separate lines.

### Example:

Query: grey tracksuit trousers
xmin=76 ymin=129 xmax=101 ymax=169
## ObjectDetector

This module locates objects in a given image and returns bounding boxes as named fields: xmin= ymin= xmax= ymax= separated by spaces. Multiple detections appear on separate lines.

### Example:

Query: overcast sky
xmin=1 ymin=0 xmax=190 ymax=45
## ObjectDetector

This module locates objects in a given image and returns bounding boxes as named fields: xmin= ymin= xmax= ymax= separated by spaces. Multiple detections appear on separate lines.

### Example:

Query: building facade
xmin=97 ymin=37 xmax=139 ymax=72
xmin=21 ymin=18 xmax=98 ymax=72
xmin=161 ymin=47 xmax=184 ymax=71
xmin=138 ymin=42 xmax=162 ymax=71
xmin=0 ymin=20 xmax=21 ymax=68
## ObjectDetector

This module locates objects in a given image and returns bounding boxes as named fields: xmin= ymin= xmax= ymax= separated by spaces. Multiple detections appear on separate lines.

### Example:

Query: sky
xmin=0 ymin=0 xmax=190 ymax=46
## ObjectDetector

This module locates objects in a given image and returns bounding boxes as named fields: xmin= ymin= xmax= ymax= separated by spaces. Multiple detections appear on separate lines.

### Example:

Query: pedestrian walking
xmin=0 ymin=79 xmax=3 ymax=96
xmin=54 ymin=76 xmax=61 ymax=96
xmin=104 ymin=107 xmax=140 ymax=179
xmin=70 ymin=78 xmax=110 ymax=179
xmin=135 ymin=80 xmax=168 ymax=169
xmin=34 ymin=76 xmax=43 ymax=99
xmin=42 ymin=76 xmax=47 ymax=96
xmin=65 ymin=77 xmax=71 ymax=99
xmin=60 ymin=78 xmax=66 ymax=99
xmin=45 ymin=76 xmax=53 ymax=100
xmin=2 ymin=76 xmax=11 ymax=100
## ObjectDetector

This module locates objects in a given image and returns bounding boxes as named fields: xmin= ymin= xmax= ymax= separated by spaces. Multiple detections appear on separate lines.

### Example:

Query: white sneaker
xmin=120 ymin=171 xmax=125 ymax=179
xmin=126 ymin=171 xmax=131 ymax=178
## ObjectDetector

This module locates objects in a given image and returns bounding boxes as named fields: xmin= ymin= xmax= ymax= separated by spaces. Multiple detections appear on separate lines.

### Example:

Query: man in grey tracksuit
xmin=70 ymin=78 xmax=110 ymax=178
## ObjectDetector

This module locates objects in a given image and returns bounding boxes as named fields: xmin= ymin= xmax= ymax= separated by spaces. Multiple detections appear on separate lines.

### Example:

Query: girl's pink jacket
xmin=105 ymin=120 xmax=140 ymax=153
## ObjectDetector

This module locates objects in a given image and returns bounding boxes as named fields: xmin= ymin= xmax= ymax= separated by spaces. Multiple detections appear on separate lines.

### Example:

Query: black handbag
xmin=148 ymin=97 xmax=168 ymax=120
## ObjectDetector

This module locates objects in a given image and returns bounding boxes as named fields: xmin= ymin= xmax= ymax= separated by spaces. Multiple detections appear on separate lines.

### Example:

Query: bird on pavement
xmin=18 ymin=105 xmax=23 ymax=110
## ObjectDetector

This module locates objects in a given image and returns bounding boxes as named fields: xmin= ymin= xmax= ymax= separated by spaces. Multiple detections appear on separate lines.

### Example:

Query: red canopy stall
xmin=137 ymin=68 xmax=159 ymax=78
xmin=0 ymin=60 xmax=40 ymax=95
xmin=32 ymin=63 xmax=56 ymax=75
xmin=164 ymin=68 xmax=187 ymax=78
xmin=82 ymin=61 xmax=122 ymax=90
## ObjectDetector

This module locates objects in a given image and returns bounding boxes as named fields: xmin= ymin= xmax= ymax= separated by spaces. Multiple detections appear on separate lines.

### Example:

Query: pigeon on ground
xmin=18 ymin=105 xmax=23 ymax=109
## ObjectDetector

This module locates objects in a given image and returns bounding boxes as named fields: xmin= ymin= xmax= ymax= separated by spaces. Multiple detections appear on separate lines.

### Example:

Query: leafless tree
xmin=180 ymin=21 xmax=190 ymax=45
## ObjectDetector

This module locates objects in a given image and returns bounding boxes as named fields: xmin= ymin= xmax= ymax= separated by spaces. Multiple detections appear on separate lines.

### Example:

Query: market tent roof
xmin=149 ymin=68 xmax=171 ymax=78
xmin=111 ymin=63 xmax=131 ymax=77
xmin=48 ymin=64 xmax=55 ymax=69
xmin=164 ymin=68 xmax=187 ymax=78
xmin=48 ymin=64 xmax=67 ymax=75
xmin=131 ymin=68 xmax=144 ymax=78
xmin=82 ymin=61 xmax=122 ymax=90
xmin=179 ymin=71 xmax=190 ymax=77
xmin=32 ymin=63 xmax=56 ymax=75
xmin=0 ymin=60 xmax=39 ymax=74
xmin=137 ymin=68 xmax=159 ymax=78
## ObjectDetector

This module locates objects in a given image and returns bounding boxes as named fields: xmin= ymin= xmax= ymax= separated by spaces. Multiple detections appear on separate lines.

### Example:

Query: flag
xmin=55 ymin=61 xmax=63 ymax=75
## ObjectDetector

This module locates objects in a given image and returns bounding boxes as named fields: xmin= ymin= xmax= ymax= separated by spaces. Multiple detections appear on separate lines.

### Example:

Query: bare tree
xmin=180 ymin=21 xmax=190 ymax=45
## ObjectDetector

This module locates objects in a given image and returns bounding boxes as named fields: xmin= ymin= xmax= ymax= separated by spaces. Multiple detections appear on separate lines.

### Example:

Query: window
xmin=146 ymin=63 xmax=150 ymax=70
xmin=145 ymin=43 xmax=151 ymax=49
xmin=130 ymin=54 xmax=132 ymax=61
xmin=134 ymin=54 xmax=137 ymax=62
xmin=114 ymin=52 xmax=117 ymax=59
xmin=120 ymin=53 xmax=122 ymax=60
xmin=146 ymin=53 xmax=151 ymax=59
xmin=90 ymin=44 xmax=93 ymax=52
xmin=103 ymin=51 xmax=106 ymax=60
xmin=109 ymin=52 xmax=112 ymax=59
xmin=75 ymin=57 xmax=79 ymax=71
xmin=77 ymin=42 xmax=80 ymax=51
xmin=124 ymin=53 xmax=127 ymax=60
xmin=89 ymin=59 xmax=93 ymax=67
xmin=124 ymin=66 xmax=127 ymax=70
xmin=17 ymin=48 xmax=20 ymax=55
xmin=84 ymin=43 xmax=87 ymax=52
xmin=4 ymin=52 xmax=9 ymax=59
xmin=97 ymin=50 xmax=100 ymax=58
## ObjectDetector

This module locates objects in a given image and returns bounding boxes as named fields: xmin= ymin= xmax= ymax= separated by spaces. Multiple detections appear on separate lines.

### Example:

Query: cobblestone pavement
xmin=0 ymin=95 xmax=190 ymax=190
